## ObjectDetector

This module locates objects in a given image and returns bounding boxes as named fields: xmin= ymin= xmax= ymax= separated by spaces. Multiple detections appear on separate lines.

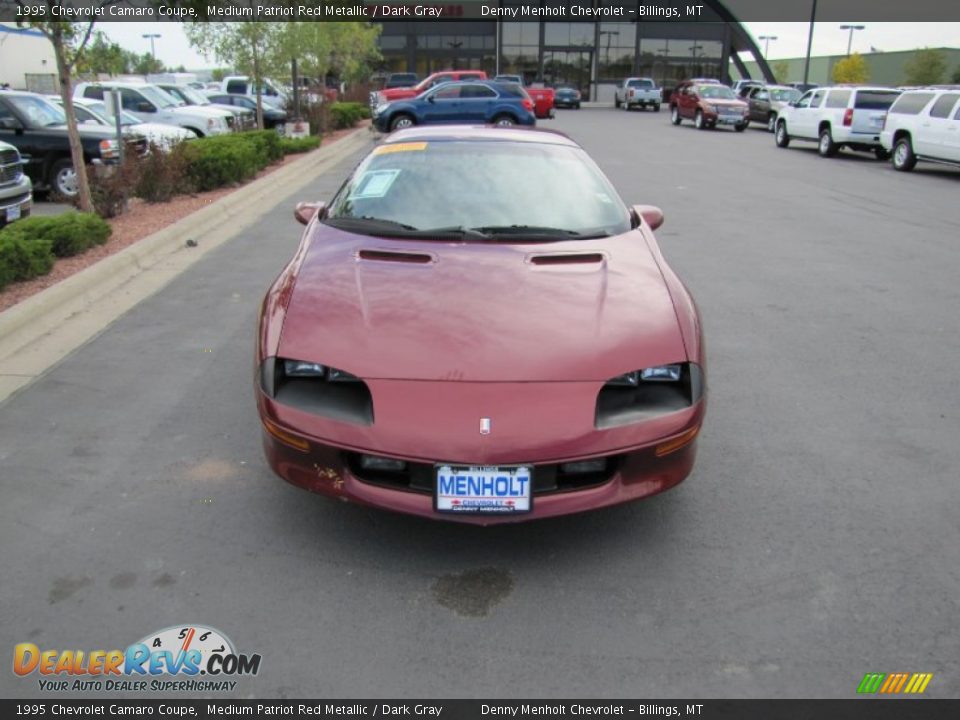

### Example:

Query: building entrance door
xmin=542 ymin=50 xmax=594 ymax=98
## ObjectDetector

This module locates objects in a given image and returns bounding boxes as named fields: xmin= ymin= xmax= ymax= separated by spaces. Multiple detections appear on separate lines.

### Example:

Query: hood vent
xmin=358 ymin=249 xmax=434 ymax=264
xmin=529 ymin=253 xmax=605 ymax=266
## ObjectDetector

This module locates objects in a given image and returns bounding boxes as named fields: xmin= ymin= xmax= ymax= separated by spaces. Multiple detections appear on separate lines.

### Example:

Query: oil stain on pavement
xmin=432 ymin=568 xmax=514 ymax=618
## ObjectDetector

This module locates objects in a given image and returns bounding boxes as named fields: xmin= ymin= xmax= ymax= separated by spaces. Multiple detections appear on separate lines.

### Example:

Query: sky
xmin=97 ymin=21 xmax=960 ymax=71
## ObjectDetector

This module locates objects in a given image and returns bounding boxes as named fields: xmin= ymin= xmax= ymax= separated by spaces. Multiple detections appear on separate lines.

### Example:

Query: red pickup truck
xmin=494 ymin=75 xmax=556 ymax=119
xmin=370 ymin=70 xmax=488 ymax=109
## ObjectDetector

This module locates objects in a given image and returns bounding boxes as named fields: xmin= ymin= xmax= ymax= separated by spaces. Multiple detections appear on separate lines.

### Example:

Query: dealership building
xmin=376 ymin=0 xmax=773 ymax=100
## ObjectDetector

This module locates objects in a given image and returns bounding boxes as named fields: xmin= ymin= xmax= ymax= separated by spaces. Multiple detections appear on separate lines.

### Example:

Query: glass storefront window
xmin=544 ymin=23 xmax=594 ymax=48
xmin=501 ymin=22 xmax=540 ymax=48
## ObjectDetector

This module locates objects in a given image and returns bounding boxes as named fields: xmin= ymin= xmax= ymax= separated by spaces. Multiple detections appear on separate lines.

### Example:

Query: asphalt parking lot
xmin=1 ymin=109 xmax=958 ymax=699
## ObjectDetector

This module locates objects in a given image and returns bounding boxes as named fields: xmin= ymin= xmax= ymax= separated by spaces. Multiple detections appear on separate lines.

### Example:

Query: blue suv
xmin=372 ymin=81 xmax=536 ymax=133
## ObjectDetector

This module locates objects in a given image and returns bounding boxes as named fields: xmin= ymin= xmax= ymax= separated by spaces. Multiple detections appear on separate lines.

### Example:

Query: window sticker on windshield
xmin=595 ymin=193 xmax=614 ymax=204
xmin=373 ymin=142 xmax=428 ymax=155
xmin=349 ymin=169 xmax=401 ymax=199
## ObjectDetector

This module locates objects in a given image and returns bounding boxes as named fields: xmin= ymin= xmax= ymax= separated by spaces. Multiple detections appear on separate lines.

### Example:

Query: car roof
xmin=382 ymin=126 xmax=578 ymax=147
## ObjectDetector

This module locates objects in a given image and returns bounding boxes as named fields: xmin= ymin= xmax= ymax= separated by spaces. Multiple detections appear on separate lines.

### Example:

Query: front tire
xmin=615 ymin=97 xmax=621 ymax=108
xmin=695 ymin=110 xmax=706 ymax=130
xmin=389 ymin=114 xmax=415 ymax=132
xmin=775 ymin=121 xmax=790 ymax=148
xmin=50 ymin=158 xmax=79 ymax=198
xmin=892 ymin=137 xmax=917 ymax=171
xmin=735 ymin=122 xmax=747 ymax=132
xmin=653 ymin=104 xmax=661 ymax=112
xmin=670 ymin=106 xmax=681 ymax=125
xmin=492 ymin=114 xmax=517 ymax=127
xmin=818 ymin=127 xmax=839 ymax=157
xmin=767 ymin=113 xmax=777 ymax=133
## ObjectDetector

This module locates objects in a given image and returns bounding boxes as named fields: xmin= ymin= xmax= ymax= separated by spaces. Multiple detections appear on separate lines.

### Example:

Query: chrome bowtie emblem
xmin=480 ymin=418 xmax=491 ymax=435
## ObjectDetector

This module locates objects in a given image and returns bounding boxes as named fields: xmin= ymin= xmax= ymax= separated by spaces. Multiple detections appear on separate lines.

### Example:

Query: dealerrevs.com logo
xmin=13 ymin=625 xmax=261 ymax=692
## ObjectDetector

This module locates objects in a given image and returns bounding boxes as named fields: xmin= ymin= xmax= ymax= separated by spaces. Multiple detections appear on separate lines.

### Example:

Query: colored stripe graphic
xmin=858 ymin=672 xmax=932 ymax=694
xmin=904 ymin=673 xmax=933 ymax=694
xmin=857 ymin=673 xmax=885 ymax=693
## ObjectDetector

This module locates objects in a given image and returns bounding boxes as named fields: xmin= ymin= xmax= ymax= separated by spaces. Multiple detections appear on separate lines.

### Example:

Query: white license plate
xmin=435 ymin=465 xmax=532 ymax=514
xmin=871 ymin=116 xmax=884 ymax=127
xmin=718 ymin=116 xmax=738 ymax=124
xmin=6 ymin=204 xmax=20 ymax=221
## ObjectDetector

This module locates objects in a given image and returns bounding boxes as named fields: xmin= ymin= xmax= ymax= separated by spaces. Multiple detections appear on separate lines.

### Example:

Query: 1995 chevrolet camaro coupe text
xmin=256 ymin=126 xmax=706 ymax=524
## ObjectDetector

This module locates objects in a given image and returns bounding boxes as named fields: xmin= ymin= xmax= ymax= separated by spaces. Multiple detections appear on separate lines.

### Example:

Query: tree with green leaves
xmin=275 ymin=22 xmax=381 ymax=87
xmin=903 ymin=48 xmax=946 ymax=86
xmin=77 ymin=31 xmax=127 ymax=76
xmin=184 ymin=23 xmax=282 ymax=129
xmin=832 ymin=53 xmax=869 ymax=84
xmin=16 ymin=1 xmax=114 ymax=212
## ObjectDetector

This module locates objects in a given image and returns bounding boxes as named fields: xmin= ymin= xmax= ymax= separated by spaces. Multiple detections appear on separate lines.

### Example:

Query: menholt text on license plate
xmin=436 ymin=465 xmax=532 ymax=514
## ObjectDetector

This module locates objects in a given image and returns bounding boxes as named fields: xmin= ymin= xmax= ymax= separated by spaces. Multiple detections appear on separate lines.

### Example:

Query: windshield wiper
xmin=324 ymin=218 xmax=492 ymax=240
xmin=323 ymin=216 xmax=420 ymax=234
xmin=471 ymin=225 xmax=612 ymax=240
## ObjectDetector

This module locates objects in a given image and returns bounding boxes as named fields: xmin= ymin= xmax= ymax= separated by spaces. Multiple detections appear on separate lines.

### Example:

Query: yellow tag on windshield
xmin=373 ymin=142 xmax=428 ymax=155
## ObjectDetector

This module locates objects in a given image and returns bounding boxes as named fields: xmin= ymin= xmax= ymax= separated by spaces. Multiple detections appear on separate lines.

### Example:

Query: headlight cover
xmin=261 ymin=357 xmax=373 ymax=425
xmin=596 ymin=363 xmax=703 ymax=429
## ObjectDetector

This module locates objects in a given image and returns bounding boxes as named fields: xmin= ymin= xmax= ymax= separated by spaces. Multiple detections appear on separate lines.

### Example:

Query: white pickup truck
xmin=74 ymin=81 xmax=233 ymax=137
xmin=615 ymin=78 xmax=662 ymax=111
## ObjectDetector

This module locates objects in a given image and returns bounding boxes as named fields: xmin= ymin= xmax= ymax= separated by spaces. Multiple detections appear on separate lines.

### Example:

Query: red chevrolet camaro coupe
xmin=256 ymin=126 xmax=706 ymax=524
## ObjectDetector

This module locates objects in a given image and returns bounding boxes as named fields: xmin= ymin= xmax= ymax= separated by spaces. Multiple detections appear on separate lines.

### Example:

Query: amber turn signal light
xmin=263 ymin=418 xmax=310 ymax=452
xmin=654 ymin=425 xmax=700 ymax=457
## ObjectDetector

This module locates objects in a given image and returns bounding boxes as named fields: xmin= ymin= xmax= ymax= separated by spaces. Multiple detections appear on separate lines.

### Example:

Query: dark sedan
xmin=372 ymin=81 xmax=536 ymax=132
xmin=205 ymin=93 xmax=287 ymax=130
xmin=554 ymin=85 xmax=582 ymax=109
xmin=256 ymin=126 xmax=705 ymax=524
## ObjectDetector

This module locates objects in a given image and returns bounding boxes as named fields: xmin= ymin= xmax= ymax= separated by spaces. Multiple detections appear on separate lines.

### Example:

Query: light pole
xmin=142 ymin=33 xmax=161 ymax=60
xmin=839 ymin=25 xmax=865 ymax=56
xmin=758 ymin=35 xmax=778 ymax=59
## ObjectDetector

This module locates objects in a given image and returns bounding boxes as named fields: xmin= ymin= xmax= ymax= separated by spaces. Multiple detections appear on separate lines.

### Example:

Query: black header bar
xmin=3 ymin=700 xmax=960 ymax=719
xmin=1 ymin=0 xmax=960 ymax=23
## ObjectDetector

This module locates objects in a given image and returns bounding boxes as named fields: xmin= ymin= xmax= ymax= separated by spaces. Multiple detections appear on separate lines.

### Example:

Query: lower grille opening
xmin=346 ymin=453 xmax=621 ymax=495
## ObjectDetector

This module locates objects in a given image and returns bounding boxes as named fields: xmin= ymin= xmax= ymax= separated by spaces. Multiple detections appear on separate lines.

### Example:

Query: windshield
xmin=770 ymin=88 xmax=801 ymax=102
xmin=8 ymin=95 xmax=65 ymax=128
xmin=699 ymin=85 xmax=736 ymax=99
xmin=325 ymin=140 xmax=631 ymax=239
xmin=178 ymin=86 xmax=210 ymax=105
xmin=85 ymin=101 xmax=139 ymax=126
xmin=140 ymin=86 xmax=177 ymax=109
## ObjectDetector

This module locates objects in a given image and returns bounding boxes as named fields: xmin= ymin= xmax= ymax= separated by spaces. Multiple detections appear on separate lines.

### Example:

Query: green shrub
xmin=280 ymin=136 xmax=321 ymax=154
xmin=1 ymin=213 xmax=111 ymax=258
xmin=0 ymin=235 xmax=55 ymax=290
xmin=244 ymin=130 xmax=284 ymax=164
xmin=180 ymin=135 xmax=262 ymax=191
xmin=329 ymin=101 xmax=369 ymax=129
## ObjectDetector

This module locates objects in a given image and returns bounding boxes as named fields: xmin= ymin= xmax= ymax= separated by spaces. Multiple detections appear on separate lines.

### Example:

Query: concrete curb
xmin=0 ymin=126 xmax=374 ymax=401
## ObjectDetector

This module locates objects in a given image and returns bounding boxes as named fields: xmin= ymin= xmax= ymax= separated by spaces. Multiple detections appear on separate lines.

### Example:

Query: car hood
xmin=707 ymin=99 xmax=747 ymax=108
xmin=277 ymin=226 xmax=687 ymax=382
xmin=172 ymin=105 xmax=228 ymax=119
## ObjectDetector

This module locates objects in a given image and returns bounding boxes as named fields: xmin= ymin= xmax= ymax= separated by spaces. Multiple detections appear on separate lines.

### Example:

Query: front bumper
xmin=0 ymin=174 xmax=33 ymax=225
xmin=258 ymin=385 xmax=705 ymax=525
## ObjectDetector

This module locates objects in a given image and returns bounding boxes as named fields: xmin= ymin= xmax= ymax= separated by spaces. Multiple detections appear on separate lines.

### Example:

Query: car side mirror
xmin=294 ymin=201 xmax=326 ymax=226
xmin=137 ymin=102 xmax=156 ymax=113
xmin=630 ymin=204 xmax=664 ymax=231
xmin=427 ymin=95 xmax=435 ymax=103
xmin=0 ymin=117 xmax=22 ymax=130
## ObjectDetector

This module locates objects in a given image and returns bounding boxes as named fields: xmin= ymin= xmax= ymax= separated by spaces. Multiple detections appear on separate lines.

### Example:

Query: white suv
xmin=74 ymin=82 xmax=233 ymax=137
xmin=775 ymin=85 xmax=901 ymax=159
xmin=880 ymin=88 xmax=960 ymax=171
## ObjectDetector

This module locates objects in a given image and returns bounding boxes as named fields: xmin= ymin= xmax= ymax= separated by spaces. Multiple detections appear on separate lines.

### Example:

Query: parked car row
xmin=664 ymin=77 xmax=960 ymax=173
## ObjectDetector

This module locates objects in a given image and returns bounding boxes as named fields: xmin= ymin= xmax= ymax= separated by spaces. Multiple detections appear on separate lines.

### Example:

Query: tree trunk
xmin=52 ymin=29 xmax=94 ymax=213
